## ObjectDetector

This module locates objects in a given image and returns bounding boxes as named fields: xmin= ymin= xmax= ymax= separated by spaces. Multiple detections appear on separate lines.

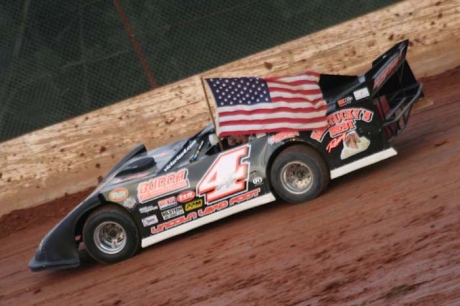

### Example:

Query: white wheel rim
xmin=93 ymin=221 xmax=127 ymax=254
xmin=280 ymin=161 xmax=313 ymax=194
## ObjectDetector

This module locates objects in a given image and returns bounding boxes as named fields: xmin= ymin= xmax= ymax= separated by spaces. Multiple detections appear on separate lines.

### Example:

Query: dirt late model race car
xmin=30 ymin=40 xmax=423 ymax=271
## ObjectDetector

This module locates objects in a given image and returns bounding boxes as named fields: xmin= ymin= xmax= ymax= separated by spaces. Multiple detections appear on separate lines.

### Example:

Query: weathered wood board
xmin=1 ymin=0 xmax=459 ymax=217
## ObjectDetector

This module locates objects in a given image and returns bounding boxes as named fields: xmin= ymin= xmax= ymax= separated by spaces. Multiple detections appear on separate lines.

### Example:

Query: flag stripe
xmin=266 ymin=80 xmax=320 ymax=89
xmin=219 ymin=127 xmax=317 ymax=136
xmin=218 ymin=105 xmax=328 ymax=117
xmin=271 ymin=94 xmax=324 ymax=102
xmin=268 ymin=87 xmax=322 ymax=97
xmin=219 ymin=111 xmax=328 ymax=122
xmin=217 ymin=100 xmax=327 ymax=113
xmin=219 ymin=116 xmax=327 ymax=126
xmin=265 ymin=72 xmax=320 ymax=83
xmin=219 ymin=121 xmax=327 ymax=135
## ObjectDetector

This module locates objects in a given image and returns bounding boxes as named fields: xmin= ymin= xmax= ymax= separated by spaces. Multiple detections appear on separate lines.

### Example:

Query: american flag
xmin=205 ymin=71 xmax=328 ymax=136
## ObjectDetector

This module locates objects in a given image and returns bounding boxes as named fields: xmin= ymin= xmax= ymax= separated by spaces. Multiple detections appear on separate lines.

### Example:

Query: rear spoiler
xmin=320 ymin=40 xmax=424 ymax=139
xmin=365 ymin=40 xmax=424 ymax=138
xmin=365 ymin=39 xmax=418 ymax=93
xmin=320 ymin=40 xmax=422 ymax=104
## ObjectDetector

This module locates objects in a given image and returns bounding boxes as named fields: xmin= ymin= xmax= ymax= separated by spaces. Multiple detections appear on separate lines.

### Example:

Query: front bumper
xmin=29 ymin=251 xmax=80 ymax=272
xmin=29 ymin=216 xmax=81 ymax=272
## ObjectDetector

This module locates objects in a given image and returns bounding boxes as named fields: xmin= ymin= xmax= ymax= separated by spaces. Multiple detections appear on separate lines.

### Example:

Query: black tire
xmin=270 ymin=145 xmax=329 ymax=203
xmin=83 ymin=205 xmax=140 ymax=264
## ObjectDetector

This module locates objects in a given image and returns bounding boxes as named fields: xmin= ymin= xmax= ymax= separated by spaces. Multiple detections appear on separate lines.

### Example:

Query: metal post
xmin=200 ymin=78 xmax=224 ymax=151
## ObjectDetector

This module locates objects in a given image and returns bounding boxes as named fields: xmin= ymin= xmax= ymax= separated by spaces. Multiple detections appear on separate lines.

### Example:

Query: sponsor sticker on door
xmin=177 ymin=190 xmax=195 ymax=203
xmin=158 ymin=196 xmax=177 ymax=210
xmin=161 ymin=206 xmax=185 ymax=220
xmin=142 ymin=215 xmax=159 ymax=227
xmin=139 ymin=205 xmax=158 ymax=214
xmin=184 ymin=199 xmax=203 ymax=212
xmin=109 ymin=188 xmax=129 ymax=202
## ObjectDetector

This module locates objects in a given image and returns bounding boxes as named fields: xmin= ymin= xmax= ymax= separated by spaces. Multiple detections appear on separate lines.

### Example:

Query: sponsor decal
xmin=337 ymin=96 xmax=353 ymax=107
xmin=177 ymin=190 xmax=196 ymax=203
xmin=217 ymin=173 xmax=240 ymax=190
xmin=311 ymin=108 xmax=373 ymax=155
xmin=112 ymin=172 xmax=149 ymax=184
xmin=153 ymin=151 xmax=169 ymax=158
xmin=161 ymin=206 xmax=185 ymax=220
xmin=184 ymin=199 xmax=203 ymax=212
xmin=137 ymin=169 xmax=189 ymax=203
xmin=109 ymin=188 xmax=129 ymax=202
xmin=353 ymin=88 xmax=370 ymax=100
xmin=142 ymin=215 xmax=159 ymax=227
xmin=163 ymin=139 xmax=197 ymax=172
xmin=151 ymin=212 xmax=198 ymax=234
xmin=374 ymin=52 xmax=403 ymax=89
xmin=197 ymin=145 xmax=250 ymax=205
xmin=252 ymin=176 xmax=263 ymax=186
xmin=327 ymin=131 xmax=370 ymax=155
xmin=198 ymin=200 xmax=228 ymax=217
xmin=230 ymin=188 xmax=261 ymax=206
xmin=158 ymin=196 xmax=177 ymax=210
xmin=139 ymin=205 xmax=158 ymax=214
xmin=268 ymin=131 xmax=299 ymax=145
xmin=311 ymin=108 xmax=374 ymax=144
xmin=198 ymin=189 xmax=261 ymax=217
xmin=122 ymin=196 xmax=137 ymax=210
xmin=340 ymin=131 xmax=371 ymax=160
xmin=190 ymin=139 xmax=206 ymax=162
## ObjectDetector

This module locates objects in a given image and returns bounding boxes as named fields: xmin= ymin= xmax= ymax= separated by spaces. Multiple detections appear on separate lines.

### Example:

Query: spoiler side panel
xmin=365 ymin=40 xmax=409 ymax=94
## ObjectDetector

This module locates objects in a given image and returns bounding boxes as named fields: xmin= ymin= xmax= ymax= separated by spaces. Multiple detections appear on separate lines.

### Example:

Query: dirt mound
xmin=0 ymin=187 xmax=93 ymax=240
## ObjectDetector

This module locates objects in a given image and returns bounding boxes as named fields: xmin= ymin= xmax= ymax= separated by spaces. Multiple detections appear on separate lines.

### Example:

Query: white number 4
xmin=197 ymin=145 xmax=250 ymax=204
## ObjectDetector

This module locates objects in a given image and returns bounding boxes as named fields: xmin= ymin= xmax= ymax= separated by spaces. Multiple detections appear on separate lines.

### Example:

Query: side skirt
xmin=330 ymin=148 xmax=398 ymax=180
xmin=141 ymin=193 xmax=276 ymax=248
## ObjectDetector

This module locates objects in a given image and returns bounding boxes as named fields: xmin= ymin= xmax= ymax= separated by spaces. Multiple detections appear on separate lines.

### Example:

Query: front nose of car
xmin=29 ymin=223 xmax=81 ymax=272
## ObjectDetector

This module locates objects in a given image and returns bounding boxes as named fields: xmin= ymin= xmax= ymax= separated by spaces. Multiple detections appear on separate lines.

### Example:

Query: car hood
xmin=98 ymin=139 xmax=188 ymax=190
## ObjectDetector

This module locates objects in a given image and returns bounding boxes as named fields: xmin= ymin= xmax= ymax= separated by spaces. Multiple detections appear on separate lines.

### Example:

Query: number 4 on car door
xmin=197 ymin=145 xmax=250 ymax=204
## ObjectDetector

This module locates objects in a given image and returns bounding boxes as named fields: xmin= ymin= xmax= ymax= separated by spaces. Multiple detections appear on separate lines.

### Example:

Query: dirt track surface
xmin=1 ymin=67 xmax=460 ymax=306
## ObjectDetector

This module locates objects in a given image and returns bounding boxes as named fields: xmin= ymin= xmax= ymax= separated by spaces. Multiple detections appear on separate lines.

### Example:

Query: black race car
xmin=29 ymin=40 xmax=423 ymax=271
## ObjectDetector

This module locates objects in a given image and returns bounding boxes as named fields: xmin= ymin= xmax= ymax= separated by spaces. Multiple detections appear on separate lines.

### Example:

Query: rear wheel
xmin=83 ymin=205 xmax=140 ymax=264
xmin=270 ymin=145 xmax=329 ymax=203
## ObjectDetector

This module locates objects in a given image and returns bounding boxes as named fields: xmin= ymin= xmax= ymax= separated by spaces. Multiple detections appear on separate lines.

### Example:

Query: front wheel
xmin=83 ymin=205 xmax=140 ymax=264
xmin=270 ymin=145 xmax=329 ymax=203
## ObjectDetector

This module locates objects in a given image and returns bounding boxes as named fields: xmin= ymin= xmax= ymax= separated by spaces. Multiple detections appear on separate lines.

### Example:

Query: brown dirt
xmin=1 ymin=66 xmax=460 ymax=306
xmin=0 ymin=187 xmax=94 ymax=240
